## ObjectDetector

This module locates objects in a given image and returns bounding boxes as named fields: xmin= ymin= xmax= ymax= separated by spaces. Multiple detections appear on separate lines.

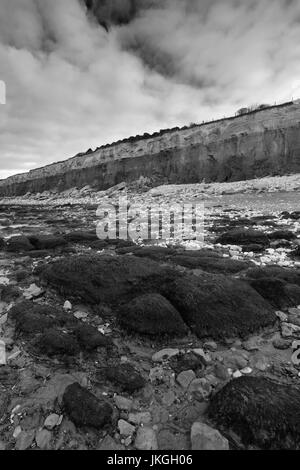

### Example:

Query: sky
xmin=0 ymin=0 xmax=300 ymax=179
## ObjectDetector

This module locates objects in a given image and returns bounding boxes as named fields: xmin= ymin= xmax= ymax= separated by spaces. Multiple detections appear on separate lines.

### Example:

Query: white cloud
xmin=0 ymin=0 xmax=300 ymax=179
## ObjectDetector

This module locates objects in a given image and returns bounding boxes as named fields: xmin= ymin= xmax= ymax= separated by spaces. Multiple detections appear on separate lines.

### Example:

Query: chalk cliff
xmin=0 ymin=102 xmax=300 ymax=197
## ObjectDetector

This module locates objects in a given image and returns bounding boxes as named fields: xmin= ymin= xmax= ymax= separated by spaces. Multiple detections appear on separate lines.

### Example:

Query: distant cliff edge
xmin=1 ymin=101 xmax=300 ymax=197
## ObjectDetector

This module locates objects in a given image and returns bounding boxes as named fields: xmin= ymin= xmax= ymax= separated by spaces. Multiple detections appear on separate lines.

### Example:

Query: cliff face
xmin=1 ymin=102 xmax=300 ymax=197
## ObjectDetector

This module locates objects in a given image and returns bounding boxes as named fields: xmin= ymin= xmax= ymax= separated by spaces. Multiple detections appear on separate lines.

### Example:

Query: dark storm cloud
xmin=0 ymin=0 xmax=300 ymax=178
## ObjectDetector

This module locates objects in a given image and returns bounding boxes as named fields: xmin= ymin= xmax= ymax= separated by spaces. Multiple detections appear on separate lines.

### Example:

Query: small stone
xmin=152 ymin=348 xmax=179 ymax=362
xmin=128 ymin=412 xmax=152 ymax=425
xmin=291 ymin=349 xmax=300 ymax=366
xmin=189 ymin=378 xmax=212 ymax=400
xmin=241 ymin=367 xmax=252 ymax=374
xmin=242 ymin=338 xmax=260 ymax=351
xmin=203 ymin=341 xmax=218 ymax=352
xmin=176 ymin=370 xmax=196 ymax=389
xmin=15 ymin=430 xmax=35 ymax=450
xmin=114 ymin=395 xmax=133 ymax=411
xmin=281 ymin=322 xmax=300 ymax=338
xmin=44 ymin=413 xmax=61 ymax=430
xmin=0 ymin=441 xmax=6 ymax=450
xmin=63 ymin=301 xmax=72 ymax=311
xmin=0 ymin=340 xmax=6 ymax=366
xmin=192 ymin=348 xmax=211 ymax=364
xmin=13 ymin=426 xmax=22 ymax=439
xmin=273 ymin=338 xmax=291 ymax=350
xmin=134 ymin=427 xmax=158 ymax=450
xmin=23 ymin=283 xmax=43 ymax=300
xmin=233 ymin=355 xmax=248 ymax=369
xmin=214 ymin=363 xmax=230 ymax=380
xmin=288 ymin=308 xmax=300 ymax=315
xmin=292 ymin=340 xmax=300 ymax=350
xmin=254 ymin=358 xmax=269 ymax=371
xmin=191 ymin=422 xmax=229 ymax=450
xmin=35 ymin=429 xmax=52 ymax=450
xmin=275 ymin=311 xmax=288 ymax=322
xmin=233 ymin=370 xmax=242 ymax=378
xmin=73 ymin=310 xmax=88 ymax=319
xmin=118 ymin=419 xmax=135 ymax=437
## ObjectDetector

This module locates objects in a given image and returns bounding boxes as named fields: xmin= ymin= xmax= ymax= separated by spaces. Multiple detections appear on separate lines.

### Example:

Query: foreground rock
xmin=162 ymin=273 xmax=276 ymax=339
xmin=118 ymin=293 xmax=188 ymax=337
xmin=216 ymin=228 xmax=269 ymax=247
xmin=208 ymin=376 xmax=300 ymax=449
xmin=63 ymin=383 xmax=113 ymax=429
xmin=38 ymin=254 xmax=176 ymax=304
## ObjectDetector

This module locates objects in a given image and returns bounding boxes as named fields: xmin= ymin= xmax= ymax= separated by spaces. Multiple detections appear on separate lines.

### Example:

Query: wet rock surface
xmin=0 ymin=176 xmax=299 ymax=449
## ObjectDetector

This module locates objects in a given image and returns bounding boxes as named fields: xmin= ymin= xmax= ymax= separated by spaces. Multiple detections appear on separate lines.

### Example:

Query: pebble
xmin=275 ymin=311 xmax=288 ymax=322
xmin=292 ymin=340 xmax=300 ymax=350
xmin=63 ymin=300 xmax=72 ymax=311
xmin=118 ymin=419 xmax=135 ymax=437
xmin=281 ymin=322 xmax=300 ymax=338
xmin=176 ymin=370 xmax=196 ymax=389
xmin=152 ymin=348 xmax=179 ymax=362
xmin=35 ymin=429 xmax=52 ymax=450
xmin=192 ymin=348 xmax=211 ymax=363
xmin=242 ymin=338 xmax=260 ymax=351
xmin=128 ymin=412 xmax=152 ymax=425
xmin=23 ymin=283 xmax=43 ymax=300
xmin=134 ymin=427 xmax=158 ymax=450
xmin=13 ymin=426 xmax=22 ymax=439
xmin=15 ymin=430 xmax=35 ymax=450
xmin=241 ymin=367 xmax=252 ymax=374
xmin=0 ymin=340 xmax=6 ymax=365
xmin=233 ymin=370 xmax=242 ymax=378
xmin=44 ymin=414 xmax=61 ymax=430
xmin=203 ymin=341 xmax=218 ymax=351
xmin=189 ymin=378 xmax=212 ymax=400
xmin=191 ymin=422 xmax=229 ymax=450
xmin=291 ymin=349 xmax=300 ymax=366
xmin=114 ymin=395 xmax=133 ymax=411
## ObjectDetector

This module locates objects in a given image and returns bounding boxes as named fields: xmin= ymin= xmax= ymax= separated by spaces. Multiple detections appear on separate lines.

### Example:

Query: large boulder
xmin=171 ymin=255 xmax=249 ymax=274
xmin=28 ymin=234 xmax=67 ymax=250
xmin=37 ymin=254 xmax=177 ymax=304
xmin=118 ymin=293 xmax=188 ymax=337
xmin=162 ymin=273 xmax=276 ymax=340
xmin=208 ymin=376 xmax=300 ymax=449
xmin=246 ymin=266 xmax=300 ymax=286
xmin=63 ymin=383 xmax=113 ymax=429
xmin=10 ymin=301 xmax=69 ymax=334
xmin=216 ymin=228 xmax=269 ymax=247
xmin=6 ymin=236 xmax=34 ymax=252
xmin=249 ymin=277 xmax=300 ymax=309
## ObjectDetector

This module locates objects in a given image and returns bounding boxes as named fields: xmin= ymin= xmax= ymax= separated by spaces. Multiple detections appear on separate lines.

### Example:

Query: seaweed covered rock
xmin=118 ymin=293 xmax=188 ymax=337
xmin=246 ymin=266 xmax=300 ymax=286
xmin=63 ymin=231 xmax=98 ymax=243
xmin=249 ymin=277 xmax=300 ymax=309
xmin=6 ymin=235 xmax=34 ymax=252
xmin=37 ymin=254 xmax=177 ymax=304
xmin=10 ymin=301 xmax=70 ymax=334
xmin=216 ymin=228 xmax=269 ymax=247
xmin=28 ymin=235 xmax=67 ymax=250
xmin=104 ymin=363 xmax=145 ymax=392
xmin=63 ymin=383 xmax=113 ymax=429
xmin=162 ymin=273 xmax=276 ymax=340
xmin=34 ymin=329 xmax=79 ymax=356
xmin=171 ymin=255 xmax=248 ymax=274
xmin=208 ymin=376 xmax=300 ymax=449
xmin=74 ymin=324 xmax=112 ymax=350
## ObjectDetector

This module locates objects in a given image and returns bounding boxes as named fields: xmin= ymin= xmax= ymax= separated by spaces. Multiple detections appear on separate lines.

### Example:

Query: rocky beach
xmin=0 ymin=174 xmax=299 ymax=450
